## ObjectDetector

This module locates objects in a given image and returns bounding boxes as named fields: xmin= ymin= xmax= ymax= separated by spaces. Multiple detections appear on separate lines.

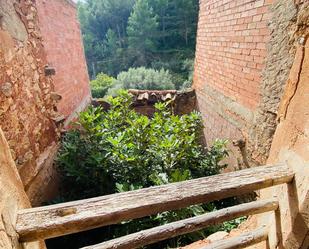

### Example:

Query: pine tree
xmin=102 ymin=29 xmax=121 ymax=76
xmin=127 ymin=0 xmax=158 ymax=66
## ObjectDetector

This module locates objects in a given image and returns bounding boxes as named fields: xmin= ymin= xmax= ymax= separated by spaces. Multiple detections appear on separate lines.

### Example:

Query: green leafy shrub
xmin=58 ymin=90 xmax=227 ymax=196
xmin=90 ymin=73 xmax=115 ymax=98
xmin=56 ymin=90 xmax=229 ymax=248
xmin=107 ymin=67 xmax=175 ymax=95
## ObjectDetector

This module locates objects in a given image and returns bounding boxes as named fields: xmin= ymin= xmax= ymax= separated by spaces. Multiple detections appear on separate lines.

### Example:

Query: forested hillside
xmin=78 ymin=0 xmax=199 ymax=89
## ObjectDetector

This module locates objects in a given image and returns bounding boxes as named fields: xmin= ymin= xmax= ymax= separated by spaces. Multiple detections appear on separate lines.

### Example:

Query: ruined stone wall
xmin=0 ymin=0 xmax=61 ymax=205
xmin=129 ymin=89 xmax=197 ymax=117
xmin=93 ymin=89 xmax=197 ymax=118
xmin=194 ymin=0 xmax=303 ymax=167
xmin=36 ymin=0 xmax=91 ymax=123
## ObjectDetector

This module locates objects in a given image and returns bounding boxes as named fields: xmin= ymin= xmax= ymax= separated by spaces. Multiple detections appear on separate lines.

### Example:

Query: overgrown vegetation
xmin=58 ymin=90 xmax=228 ymax=199
xmin=78 ymin=0 xmax=198 ymax=87
xmin=52 ymin=91 xmax=235 ymax=248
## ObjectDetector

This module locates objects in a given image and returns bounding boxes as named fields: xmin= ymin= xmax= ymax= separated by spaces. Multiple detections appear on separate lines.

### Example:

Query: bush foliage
xmin=56 ymin=91 xmax=230 ymax=248
xmin=90 ymin=64 xmax=194 ymax=99
xmin=107 ymin=67 xmax=175 ymax=95
xmin=90 ymin=73 xmax=115 ymax=98
xmin=58 ymin=91 xmax=227 ymax=197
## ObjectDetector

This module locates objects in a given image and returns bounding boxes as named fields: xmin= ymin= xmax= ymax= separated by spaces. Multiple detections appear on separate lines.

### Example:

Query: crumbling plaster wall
xmin=247 ymin=0 xmax=301 ymax=165
xmin=0 ymin=0 xmax=61 ymax=205
xmin=260 ymin=8 xmax=309 ymax=247
xmin=0 ymin=128 xmax=45 ymax=249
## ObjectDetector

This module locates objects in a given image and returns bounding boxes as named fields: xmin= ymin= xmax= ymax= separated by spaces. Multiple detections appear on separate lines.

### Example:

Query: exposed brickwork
xmin=36 ymin=0 xmax=91 ymax=121
xmin=195 ymin=87 xmax=247 ymax=168
xmin=185 ymin=1 xmax=309 ymax=248
xmin=194 ymin=0 xmax=272 ymax=110
xmin=195 ymin=89 xmax=243 ymax=144
xmin=193 ymin=0 xmax=273 ymax=166
xmin=193 ymin=0 xmax=299 ymax=167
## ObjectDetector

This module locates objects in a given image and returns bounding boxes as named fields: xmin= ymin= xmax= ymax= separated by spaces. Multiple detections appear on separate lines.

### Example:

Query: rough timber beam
xmin=16 ymin=164 xmax=293 ymax=242
xmin=81 ymin=199 xmax=278 ymax=249
xmin=201 ymin=226 xmax=269 ymax=249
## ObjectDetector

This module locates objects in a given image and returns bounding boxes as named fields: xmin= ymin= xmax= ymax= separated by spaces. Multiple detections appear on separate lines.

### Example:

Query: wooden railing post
xmin=200 ymin=226 xmax=269 ymax=249
xmin=16 ymin=164 xmax=293 ymax=242
xmin=81 ymin=200 xmax=277 ymax=249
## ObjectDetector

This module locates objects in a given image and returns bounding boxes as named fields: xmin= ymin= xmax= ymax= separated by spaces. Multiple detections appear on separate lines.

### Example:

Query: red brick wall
xmin=194 ymin=0 xmax=272 ymax=110
xmin=193 ymin=0 xmax=273 ymax=166
xmin=36 ymin=0 xmax=91 ymax=121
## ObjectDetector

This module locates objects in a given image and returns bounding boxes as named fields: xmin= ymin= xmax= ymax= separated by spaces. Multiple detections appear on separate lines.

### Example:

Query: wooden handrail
xmin=200 ymin=226 xmax=269 ymax=249
xmin=81 ymin=199 xmax=278 ymax=249
xmin=16 ymin=164 xmax=293 ymax=242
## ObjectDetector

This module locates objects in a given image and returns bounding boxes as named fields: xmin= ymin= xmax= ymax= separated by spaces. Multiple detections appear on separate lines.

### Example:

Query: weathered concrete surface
xmin=0 ymin=128 xmax=45 ymax=249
